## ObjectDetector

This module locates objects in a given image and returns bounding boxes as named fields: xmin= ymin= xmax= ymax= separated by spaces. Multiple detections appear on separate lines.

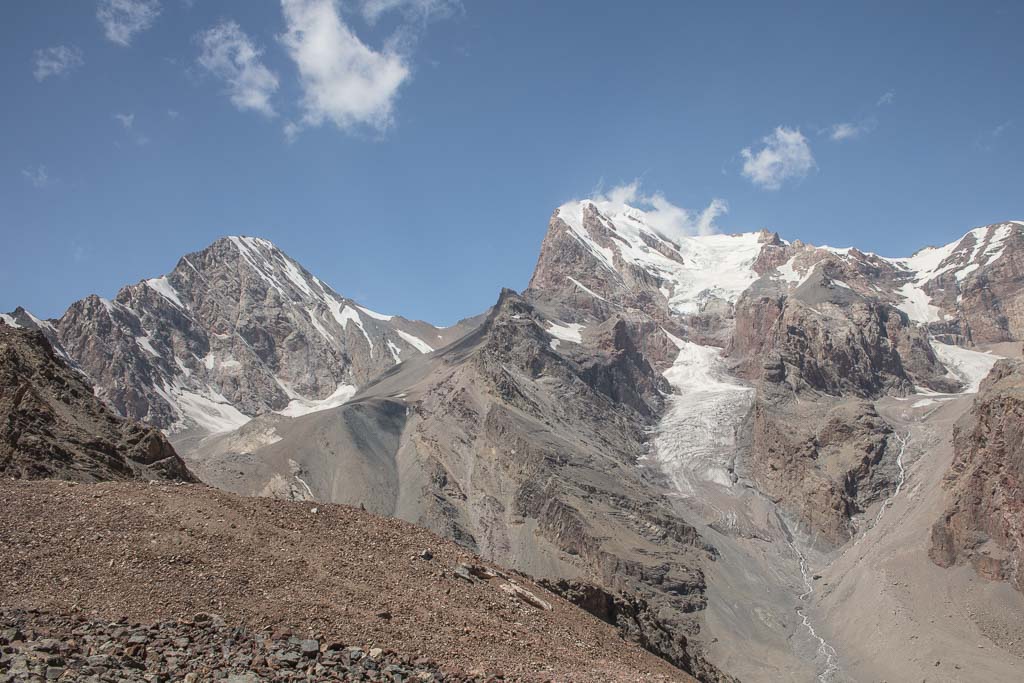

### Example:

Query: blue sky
xmin=3 ymin=1 xmax=1022 ymax=324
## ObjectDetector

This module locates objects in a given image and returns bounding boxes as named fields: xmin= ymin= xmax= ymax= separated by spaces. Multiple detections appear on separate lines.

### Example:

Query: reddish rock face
xmin=931 ymin=359 xmax=1024 ymax=591
xmin=0 ymin=322 xmax=194 ymax=483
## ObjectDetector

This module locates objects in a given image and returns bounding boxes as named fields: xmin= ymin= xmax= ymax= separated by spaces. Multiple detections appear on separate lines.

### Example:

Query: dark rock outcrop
xmin=0 ymin=322 xmax=194 ymax=483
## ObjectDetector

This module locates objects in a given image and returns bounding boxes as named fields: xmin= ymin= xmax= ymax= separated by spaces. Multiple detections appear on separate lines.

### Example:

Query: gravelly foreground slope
xmin=0 ymin=480 xmax=692 ymax=683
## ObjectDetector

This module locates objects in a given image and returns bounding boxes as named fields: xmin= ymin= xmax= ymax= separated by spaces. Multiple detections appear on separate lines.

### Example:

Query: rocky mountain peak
xmin=6 ymin=236 xmax=474 ymax=441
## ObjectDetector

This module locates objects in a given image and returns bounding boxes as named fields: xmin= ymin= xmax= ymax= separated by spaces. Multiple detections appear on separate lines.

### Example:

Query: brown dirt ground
xmin=0 ymin=479 xmax=693 ymax=682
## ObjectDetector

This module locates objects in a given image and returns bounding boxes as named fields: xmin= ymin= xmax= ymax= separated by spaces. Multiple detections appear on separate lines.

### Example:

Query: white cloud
xmin=97 ymin=0 xmax=161 ymax=46
xmin=741 ymin=127 xmax=815 ymax=190
xmin=589 ymin=181 xmax=728 ymax=240
xmin=829 ymin=122 xmax=861 ymax=141
xmin=828 ymin=119 xmax=876 ymax=141
xmin=359 ymin=0 xmax=459 ymax=24
xmin=877 ymin=91 xmax=894 ymax=106
xmin=167 ymin=109 xmax=180 ymax=119
xmin=33 ymin=45 xmax=84 ymax=82
xmin=113 ymin=113 xmax=150 ymax=145
xmin=21 ymin=166 xmax=49 ymax=188
xmin=197 ymin=21 xmax=280 ymax=117
xmin=279 ymin=0 xmax=410 ymax=137
xmin=992 ymin=120 xmax=1012 ymax=137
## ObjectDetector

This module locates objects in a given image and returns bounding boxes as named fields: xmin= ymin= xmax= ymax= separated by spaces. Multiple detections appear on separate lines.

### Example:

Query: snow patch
xmin=386 ymin=339 xmax=402 ymax=363
xmin=145 ymin=276 xmax=186 ymax=309
xmin=278 ymin=383 xmax=357 ymax=418
xmin=155 ymin=379 xmax=251 ymax=435
xmin=357 ymin=305 xmax=393 ymax=321
xmin=776 ymin=256 xmax=813 ymax=287
xmin=0 ymin=314 xmax=21 ymax=328
xmin=895 ymin=282 xmax=943 ymax=323
xmin=546 ymin=321 xmax=584 ymax=344
xmin=329 ymin=301 xmax=374 ymax=353
xmin=396 ymin=329 xmax=434 ymax=354
xmin=135 ymin=334 xmax=160 ymax=357
xmin=566 ymin=276 xmax=609 ymax=302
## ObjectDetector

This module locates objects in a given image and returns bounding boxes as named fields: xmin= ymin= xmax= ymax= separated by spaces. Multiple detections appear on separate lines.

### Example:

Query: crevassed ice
xmin=930 ymin=341 xmax=1002 ymax=394
xmin=653 ymin=332 xmax=754 ymax=493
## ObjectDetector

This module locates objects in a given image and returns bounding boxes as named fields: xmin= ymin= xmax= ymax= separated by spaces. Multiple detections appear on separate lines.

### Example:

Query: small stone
xmin=300 ymin=639 xmax=319 ymax=657
xmin=34 ymin=639 xmax=63 ymax=653
xmin=45 ymin=666 xmax=65 ymax=680
xmin=226 ymin=674 xmax=260 ymax=683
xmin=369 ymin=647 xmax=384 ymax=660
xmin=419 ymin=549 xmax=433 ymax=561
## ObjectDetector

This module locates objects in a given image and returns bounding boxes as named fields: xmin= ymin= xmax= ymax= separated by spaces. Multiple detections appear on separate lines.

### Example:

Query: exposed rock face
xmin=745 ymin=392 xmax=898 ymax=544
xmin=0 ymin=322 xmax=194 ymax=483
xmin=931 ymin=359 xmax=1024 ymax=590
xmin=539 ymin=579 xmax=737 ymax=683
xmin=6 ymin=237 xmax=480 ymax=439
xmin=189 ymin=289 xmax=723 ymax=679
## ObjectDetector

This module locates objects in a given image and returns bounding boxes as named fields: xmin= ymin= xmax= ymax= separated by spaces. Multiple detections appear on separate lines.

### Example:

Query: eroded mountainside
xmin=0 ymin=322 xmax=193 ymax=483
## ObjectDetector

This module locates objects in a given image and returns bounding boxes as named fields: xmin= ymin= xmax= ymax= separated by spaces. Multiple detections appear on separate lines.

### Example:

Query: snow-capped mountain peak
xmin=6 ymin=235 xmax=470 ymax=439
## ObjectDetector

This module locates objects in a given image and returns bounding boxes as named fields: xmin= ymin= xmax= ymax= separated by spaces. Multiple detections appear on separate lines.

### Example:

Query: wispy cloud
xmin=97 ymin=0 xmax=162 ymax=46
xmin=21 ymin=166 xmax=49 ymax=188
xmin=197 ymin=21 xmax=280 ymax=117
xmin=279 ymin=0 xmax=410 ymax=138
xmin=828 ymin=119 xmax=877 ymax=142
xmin=359 ymin=0 xmax=460 ymax=24
xmin=33 ymin=45 xmax=84 ymax=82
xmin=976 ymin=120 xmax=1013 ymax=151
xmin=741 ymin=127 xmax=815 ymax=190
xmin=877 ymin=90 xmax=895 ymax=106
xmin=113 ymin=112 xmax=150 ymax=145
xmin=586 ymin=181 xmax=728 ymax=240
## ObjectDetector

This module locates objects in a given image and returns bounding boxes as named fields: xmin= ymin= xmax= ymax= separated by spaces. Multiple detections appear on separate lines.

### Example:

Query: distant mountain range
xmin=5 ymin=208 xmax=1023 ymax=682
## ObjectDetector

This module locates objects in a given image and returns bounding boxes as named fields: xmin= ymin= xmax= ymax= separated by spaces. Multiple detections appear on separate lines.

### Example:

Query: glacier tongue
xmin=652 ymin=334 xmax=754 ymax=493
